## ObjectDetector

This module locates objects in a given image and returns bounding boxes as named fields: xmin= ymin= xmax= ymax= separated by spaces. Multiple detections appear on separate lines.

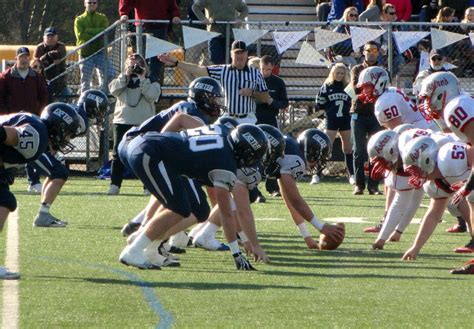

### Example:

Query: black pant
xmin=350 ymin=113 xmax=382 ymax=191
xmin=111 ymin=124 xmax=135 ymax=187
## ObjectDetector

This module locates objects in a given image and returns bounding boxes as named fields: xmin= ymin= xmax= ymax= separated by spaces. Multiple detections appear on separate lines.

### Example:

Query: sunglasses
xmin=431 ymin=56 xmax=443 ymax=61
xmin=387 ymin=11 xmax=397 ymax=15
xmin=87 ymin=2 xmax=97 ymax=4
xmin=364 ymin=48 xmax=379 ymax=54
xmin=349 ymin=14 xmax=358 ymax=18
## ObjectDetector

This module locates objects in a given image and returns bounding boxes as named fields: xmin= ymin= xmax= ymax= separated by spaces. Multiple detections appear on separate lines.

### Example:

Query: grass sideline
xmin=1 ymin=177 xmax=473 ymax=328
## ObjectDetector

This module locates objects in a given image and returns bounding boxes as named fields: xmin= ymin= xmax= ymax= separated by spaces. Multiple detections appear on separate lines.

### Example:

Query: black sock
xmin=345 ymin=153 xmax=354 ymax=176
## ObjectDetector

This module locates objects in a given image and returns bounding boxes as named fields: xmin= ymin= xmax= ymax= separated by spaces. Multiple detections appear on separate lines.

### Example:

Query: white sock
xmin=128 ymin=232 xmax=151 ymax=252
xmin=395 ymin=188 xmax=424 ymax=233
xmin=297 ymin=222 xmax=311 ymax=238
xmin=131 ymin=210 xmax=146 ymax=225
xmin=200 ymin=222 xmax=219 ymax=239
xmin=39 ymin=203 xmax=50 ymax=214
xmin=228 ymin=240 xmax=240 ymax=254
xmin=188 ymin=223 xmax=205 ymax=238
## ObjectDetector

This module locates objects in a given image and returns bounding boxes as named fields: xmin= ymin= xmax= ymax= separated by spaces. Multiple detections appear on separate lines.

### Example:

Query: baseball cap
xmin=430 ymin=49 xmax=442 ymax=59
xmin=16 ymin=47 xmax=30 ymax=57
xmin=231 ymin=40 xmax=247 ymax=52
xmin=44 ymin=27 xmax=57 ymax=36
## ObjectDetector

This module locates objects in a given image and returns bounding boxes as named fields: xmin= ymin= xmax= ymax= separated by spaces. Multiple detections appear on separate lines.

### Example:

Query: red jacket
xmin=119 ymin=0 xmax=180 ymax=21
xmin=0 ymin=66 xmax=49 ymax=115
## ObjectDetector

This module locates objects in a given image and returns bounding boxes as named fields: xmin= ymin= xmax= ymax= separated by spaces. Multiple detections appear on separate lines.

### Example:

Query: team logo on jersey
xmin=409 ymin=142 xmax=429 ymax=162
xmin=374 ymin=135 xmax=392 ymax=155
xmin=242 ymin=132 xmax=262 ymax=150
xmin=194 ymin=82 xmax=214 ymax=92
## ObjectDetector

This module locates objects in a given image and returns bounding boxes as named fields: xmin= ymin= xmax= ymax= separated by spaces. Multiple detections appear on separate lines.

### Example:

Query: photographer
xmin=107 ymin=53 xmax=161 ymax=195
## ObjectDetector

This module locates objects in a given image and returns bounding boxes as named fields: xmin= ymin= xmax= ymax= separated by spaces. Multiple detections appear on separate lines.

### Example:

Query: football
xmin=319 ymin=222 xmax=345 ymax=250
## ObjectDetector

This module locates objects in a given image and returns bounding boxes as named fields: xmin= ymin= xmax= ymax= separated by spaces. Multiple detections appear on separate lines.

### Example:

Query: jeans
xmin=111 ymin=124 xmax=135 ymax=187
xmin=351 ymin=113 xmax=382 ymax=191
xmin=79 ymin=51 xmax=115 ymax=93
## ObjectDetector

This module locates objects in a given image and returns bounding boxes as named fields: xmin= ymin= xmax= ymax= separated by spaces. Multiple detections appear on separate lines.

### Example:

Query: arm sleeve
xmin=191 ymin=0 xmax=207 ymax=21
xmin=207 ymin=66 xmax=223 ymax=81
xmin=269 ymin=78 xmax=288 ymax=110
xmin=109 ymin=74 xmax=128 ymax=96
xmin=140 ymin=80 xmax=162 ymax=102
xmin=255 ymin=71 xmax=268 ymax=92
xmin=315 ymin=84 xmax=328 ymax=110
xmin=208 ymin=169 xmax=237 ymax=191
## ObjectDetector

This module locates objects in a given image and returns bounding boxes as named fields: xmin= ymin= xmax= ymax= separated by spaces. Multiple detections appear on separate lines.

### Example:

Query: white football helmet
xmin=418 ymin=71 xmax=460 ymax=120
xmin=367 ymin=130 xmax=399 ymax=180
xmin=401 ymin=136 xmax=439 ymax=188
xmin=392 ymin=123 xmax=415 ymax=135
xmin=356 ymin=66 xmax=390 ymax=103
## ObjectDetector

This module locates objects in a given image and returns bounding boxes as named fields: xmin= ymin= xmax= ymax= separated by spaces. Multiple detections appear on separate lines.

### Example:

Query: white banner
xmin=182 ymin=26 xmax=220 ymax=49
xmin=419 ymin=51 xmax=430 ymax=71
xmin=272 ymin=30 xmax=310 ymax=55
xmin=295 ymin=41 xmax=330 ymax=67
xmin=145 ymin=34 xmax=182 ymax=58
xmin=350 ymin=27 xmax=386 ymax=52
xmin=313 ymin=27 xmax=351 ymax=50
xmin=232 ymin=28 xmax=269 ymax=46
xmin=393 ymin=31 xmax=430 ymax=54
xmin=430 ymin=28 xmax=468 ymax=50
xmin=470 ymin=32 xmax=474 ymax=46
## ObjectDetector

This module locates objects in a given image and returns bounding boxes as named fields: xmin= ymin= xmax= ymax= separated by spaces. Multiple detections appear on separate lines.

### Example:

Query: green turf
xmin=2 ymin=177 xmax=473 ymax=328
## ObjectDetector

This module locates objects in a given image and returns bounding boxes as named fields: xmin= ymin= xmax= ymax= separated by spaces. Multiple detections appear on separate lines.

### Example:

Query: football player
xmin=400 ymin=136 xmax=473 ymax=268
xmin=31 ymin=91 xmax=109 ymax=227
xmin=1 ymin=108 xmax=79 ymax=279
xmin=416 ymin=71 xmax=474 ymax=273
xmin=118 ymin=124 xmax=268 ymax=270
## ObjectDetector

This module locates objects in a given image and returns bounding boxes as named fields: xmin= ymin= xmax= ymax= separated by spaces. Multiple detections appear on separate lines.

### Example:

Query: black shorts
xmin=325 ymin=113 xmax=351 ymax=131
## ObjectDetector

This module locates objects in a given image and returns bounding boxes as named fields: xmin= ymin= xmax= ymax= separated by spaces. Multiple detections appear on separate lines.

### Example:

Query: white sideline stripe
xmin=2 ymin=209 xmax=20 ymax=329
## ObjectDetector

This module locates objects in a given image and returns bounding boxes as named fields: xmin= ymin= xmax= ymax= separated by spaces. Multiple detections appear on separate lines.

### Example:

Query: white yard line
xmin=2 ymin=209 xmax=20 ymax=329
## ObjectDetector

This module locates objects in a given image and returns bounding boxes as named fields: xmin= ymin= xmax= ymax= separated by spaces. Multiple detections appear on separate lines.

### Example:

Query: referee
xmin=159 ymin=40 xmax=270 ymax=124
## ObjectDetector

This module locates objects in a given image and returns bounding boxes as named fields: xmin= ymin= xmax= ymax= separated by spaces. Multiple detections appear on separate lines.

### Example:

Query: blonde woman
xmin=330 ymin=7 xmax=361 ymax=67
xmin=312 ymin=63 xmax=354 ymax=185
xmin=461 ymin=7 xmax=474 ymax=33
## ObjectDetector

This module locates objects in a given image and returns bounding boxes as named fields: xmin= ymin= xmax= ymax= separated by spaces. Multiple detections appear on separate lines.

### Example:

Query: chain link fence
xmin=44 ymin=20 xmax=473 ymax=175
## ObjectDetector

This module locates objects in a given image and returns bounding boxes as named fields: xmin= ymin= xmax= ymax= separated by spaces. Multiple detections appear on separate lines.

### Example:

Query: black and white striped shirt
xmin=207 ymin=65 xmax=268 ymax=116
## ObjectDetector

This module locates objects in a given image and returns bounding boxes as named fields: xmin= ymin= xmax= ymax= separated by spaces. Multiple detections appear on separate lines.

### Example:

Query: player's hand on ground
xmin=251 ymin=245 xmax=270 ymax=263
xmin=401 ymin=246 xmax=419 ymax=261
xmin=304 ymin=236 xmax=319 ymax=249
xmin=321 ymin=223 xmax=344 ymax=241
xmin=233 ymin=252 xmax=256 ymax=270
xmin=371 ymin=239 xmax=385 ymax=250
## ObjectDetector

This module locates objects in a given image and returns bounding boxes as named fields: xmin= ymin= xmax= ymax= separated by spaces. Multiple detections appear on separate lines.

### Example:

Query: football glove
xmin=233 ymin=252 xmax=256 ymax=271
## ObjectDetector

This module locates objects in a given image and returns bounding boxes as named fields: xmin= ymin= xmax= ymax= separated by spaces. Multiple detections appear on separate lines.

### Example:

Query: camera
xmin=131 ymin=63 xmax=144 ymax=75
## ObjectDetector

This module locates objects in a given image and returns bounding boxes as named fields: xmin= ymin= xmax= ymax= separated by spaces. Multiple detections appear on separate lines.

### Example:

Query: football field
xmin=1 ymin=177 xmax=473 ymax=328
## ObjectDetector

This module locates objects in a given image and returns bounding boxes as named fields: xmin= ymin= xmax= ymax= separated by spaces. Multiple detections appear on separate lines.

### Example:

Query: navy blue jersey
xmin=139 ymin=101 xmax=208 ymax=134
xmin=277 ymin=136 xmax=306 ymax=181
xmin=316 ymin=81 xmax=351 ymax=118
xmin=129 ymin=124 xmax=237 ymax=190
xmin=0 ymin=113 xmax=48 ymax=166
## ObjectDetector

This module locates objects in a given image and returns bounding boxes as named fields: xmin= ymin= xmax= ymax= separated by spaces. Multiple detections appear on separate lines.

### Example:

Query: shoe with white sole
xmin=119 ymin=246 xmax=161 ymax=270
xmin=158 ymin=242 xmax=180 ymax=261
xmin=33 ymin=212 xmax=68 ymax=228
xmin=0 ymin=266 xmax=20 ymax=280
xmin=27 ymin=183 xmax=42 ymax=194
xmin=349 ymin=175 xmax=356 ymax=185
xmin=107 ymin=184 xmax=120 ymax=195
xmin=310 ymin=175 xmax=320 ymax=185
xmin=169 ymin=231 xmax=190 ymax=249
xmin=193 ymin=235 xmax=230 ymax=251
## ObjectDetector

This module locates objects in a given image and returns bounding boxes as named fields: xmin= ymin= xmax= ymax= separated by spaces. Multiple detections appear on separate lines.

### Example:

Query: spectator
xmin=315 ymin=0 xmax=332 ymax=22
xmin=0 ymin=47 xmax=48 ymax=116
xmin=159 ymin=40 xmax=270 ymax=125
xmin=107 ymin=53 xmax=161 ymax=195
xmin=186 ymin=3 xmax=210 ymax=67
xmin=359 ymin=0 xmax=384 ymax=21
xmin=315 ymin=63 xmax=354 ymax=185
xmin=192 ymin=0 xmax=249 ymax=65
xmin=350 ymin=41 xmax=383 ymax=195
xmin=255 ymin=55 xmax=288 ymax=196
xmin=412 ymin=49 xmax=447 ymax=95
xmin=34 ymin=27 xmax=69 ymax=102
xmin=119 ymin=0 xmax=181 ymax=83
xmin=30 ymin=59 xmax=44 ymax=75
xmin=327 ymin=0 xmax=364 ymax=22
xmin=439 ymin=0 xmax=470 ymax=21
xmin=380 ymin=3 xmax=406 ymax=74
xmin=330 ymin=7 xmax=362 ymax=68
xmin=386 ymin=0 xmax=412 ymax=21
xmin=461 ymin=6 xmax=474 ymax=32
xmin=74 ymin=0 xmax=114 ymax=93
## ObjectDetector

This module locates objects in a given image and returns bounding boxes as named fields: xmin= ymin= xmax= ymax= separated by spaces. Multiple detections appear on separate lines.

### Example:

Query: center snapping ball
xmin=319 ymin=222 xmax=345 ymax=250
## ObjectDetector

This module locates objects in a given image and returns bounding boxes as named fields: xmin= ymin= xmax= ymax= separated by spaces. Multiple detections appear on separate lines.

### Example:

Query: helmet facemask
xmin=404 ymin=165 xmax=427 ymax=189
xmin=370 ymin=156 xmax=392 ymax=180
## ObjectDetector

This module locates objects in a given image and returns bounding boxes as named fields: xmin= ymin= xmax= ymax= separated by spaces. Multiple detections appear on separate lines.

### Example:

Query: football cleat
xmin=454 ymin=240 xmax=474 ymax=253
xmin=27 ymin=183 xmax=42 ymax=194
xmin=364 ymin=223 xmax=382 ymax=233
xmin=33 ymin=212 xmax=68 ymax=228
xmin=107 ymin=184 xmax=120 ymax=195
xmin=0 ymin=266 xmax=20 ymax=280
xmin=450 ymin=259 xmax=474 ymax=274
xmin=310 ymin=174 xmax=320 ymax=185
xmin=144 ymin=246 xmax=180 ymax=268
xmin=158 ymin=242 xmax=180 ymax=261
xmin=119 ymin=246 xmax=161 ymax=270
xmin=193 ymin=235 xmax=230 ymax=251
xmin=168 ymin=246 xmax=186 ymax=254
xmin=446 ymin=224 xmax=467 ymax=233
xmin=169 ymin=231 xmax=190 ymax=249
xmin=121 ymin=222 xmax=141 ymax=237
